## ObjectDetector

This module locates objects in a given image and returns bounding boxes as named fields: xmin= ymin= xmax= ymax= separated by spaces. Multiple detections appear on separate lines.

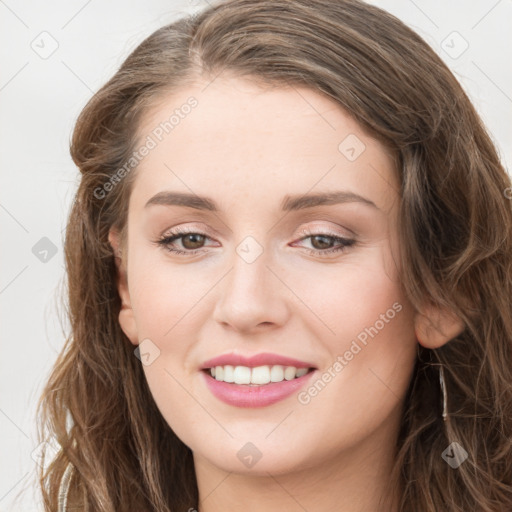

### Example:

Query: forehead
xmin=131 ymin=74 xmax=399 ymax=214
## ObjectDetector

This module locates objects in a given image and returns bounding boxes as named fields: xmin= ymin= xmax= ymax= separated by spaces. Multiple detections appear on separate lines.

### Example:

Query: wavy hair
xmin=36 ymin=0 xmax=512 ymax=510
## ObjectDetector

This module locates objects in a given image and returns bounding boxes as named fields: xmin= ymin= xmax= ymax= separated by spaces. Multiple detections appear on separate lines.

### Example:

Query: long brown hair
xmin=36 ymin=0 xmax=512 ymax=510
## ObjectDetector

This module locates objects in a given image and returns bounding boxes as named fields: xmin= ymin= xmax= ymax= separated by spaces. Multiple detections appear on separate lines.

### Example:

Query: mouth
xmin=199 ymin=353 xmax=318 ymax=407
xmin=201 ymin=364 xmax=316 ymax=385
xmin=199 ymin=357 xmax=318 ymax=408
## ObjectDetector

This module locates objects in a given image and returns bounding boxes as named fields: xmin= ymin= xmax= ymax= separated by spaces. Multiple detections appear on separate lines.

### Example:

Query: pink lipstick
xmin=200 ymin=352 xmax=317 ymax=408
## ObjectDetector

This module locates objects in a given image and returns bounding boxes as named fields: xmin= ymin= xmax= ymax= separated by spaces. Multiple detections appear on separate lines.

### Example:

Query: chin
xmin=190 ymin=434 xmax=317 ymax=476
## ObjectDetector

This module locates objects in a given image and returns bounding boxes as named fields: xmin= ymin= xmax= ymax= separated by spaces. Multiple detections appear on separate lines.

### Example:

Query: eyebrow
xmin=144 ymin=190 xmax=379 ymax=211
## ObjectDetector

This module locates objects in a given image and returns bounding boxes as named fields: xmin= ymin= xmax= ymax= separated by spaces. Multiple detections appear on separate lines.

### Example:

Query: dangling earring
xmin=439 ymin=364 xmax=448 ymax=422
xmin=58 ymin=461 xmax=74 ymax=512
xmin=416 ymin=331 xmax=448 ymax=422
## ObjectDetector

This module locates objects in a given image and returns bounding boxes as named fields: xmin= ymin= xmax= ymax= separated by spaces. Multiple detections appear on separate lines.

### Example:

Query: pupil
xmin=312 ymin=235 xmax=331 ymax=250
xmin=183 ymin=234 xmax=204 ymax=249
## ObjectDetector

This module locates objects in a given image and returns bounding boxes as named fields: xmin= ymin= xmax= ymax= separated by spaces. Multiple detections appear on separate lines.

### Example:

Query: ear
xmin=108 ymin=228 xmax=139 ymax=346
xmin=414 ymin=301 xmax=465 ymax=349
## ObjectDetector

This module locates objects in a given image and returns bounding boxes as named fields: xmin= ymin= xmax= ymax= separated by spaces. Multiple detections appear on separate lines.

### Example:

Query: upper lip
xmin=200 ymin=352 xmax=316 ymax=370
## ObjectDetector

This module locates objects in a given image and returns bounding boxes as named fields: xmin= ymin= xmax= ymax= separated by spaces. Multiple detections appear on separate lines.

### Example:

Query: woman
xmin=36 ymin=0 xmax=512 ymax=510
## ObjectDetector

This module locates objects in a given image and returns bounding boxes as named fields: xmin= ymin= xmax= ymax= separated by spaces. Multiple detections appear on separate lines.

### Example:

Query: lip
xmin=201 ymin=368 xmax=317 ymax=408
xmin=200 ymin=352 xmax=316 ymax=370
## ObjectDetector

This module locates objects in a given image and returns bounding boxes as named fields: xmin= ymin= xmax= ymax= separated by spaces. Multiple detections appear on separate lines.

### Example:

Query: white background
xmin=1 ymin=0 xmax=511 ymax=510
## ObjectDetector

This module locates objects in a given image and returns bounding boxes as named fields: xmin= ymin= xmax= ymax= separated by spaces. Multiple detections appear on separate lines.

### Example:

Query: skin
xmin=109 ymin=73 xmax=464 ymax=512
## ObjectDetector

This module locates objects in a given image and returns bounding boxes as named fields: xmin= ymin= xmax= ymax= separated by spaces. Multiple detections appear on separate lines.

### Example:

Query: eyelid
xmin=159 ymin=219 xmax=357 ymax=238
xmin=160 ymin=222 xmax=354 ymax=239
xmin=160 ymin=222 xmax=213 ymax=237
xmin=294 ymin=220 xmax=358 ymax=239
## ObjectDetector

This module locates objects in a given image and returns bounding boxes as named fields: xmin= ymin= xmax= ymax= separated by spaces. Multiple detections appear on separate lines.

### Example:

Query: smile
xmin=205 ymin=364 xmax=312 ymax=384
xmin=199 ymin=352 xmax=318 ymax=407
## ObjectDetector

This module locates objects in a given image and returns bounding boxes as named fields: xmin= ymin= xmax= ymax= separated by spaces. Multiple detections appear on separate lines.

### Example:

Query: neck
xmin=193 ymin=413 xmax=402 ymax=512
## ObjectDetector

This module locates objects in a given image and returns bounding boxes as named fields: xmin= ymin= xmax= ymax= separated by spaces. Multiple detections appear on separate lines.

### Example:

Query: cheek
xmin=129 ymin=248 xmax=210 ymax=341
xmin=130 ymin=268 xmax=208 ymax=444
xmin=295 ymin=307 xmax=416 ymax=457
xmin=295 ymin=248 xmax=416 ymax=417
xmin=291 ymin=245 xmax=410 ymax=342
xmin=127 ymin=252 xmax=212 ymax=410
xmin=140 ymin=360 xmax=212 ymax=452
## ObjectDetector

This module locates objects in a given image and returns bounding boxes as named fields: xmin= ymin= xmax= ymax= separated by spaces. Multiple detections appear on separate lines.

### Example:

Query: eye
xmin=153 ymin=226 xmax=356 ymax=257
xmin=292 ymin=228 xmax=356 ymax=257
xmin=154 ymin=227 xmax=214 ymax=256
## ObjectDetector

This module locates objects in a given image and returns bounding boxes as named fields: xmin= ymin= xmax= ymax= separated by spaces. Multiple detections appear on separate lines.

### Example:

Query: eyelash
xmin=154 ymin=227 xmax=356 ymax=257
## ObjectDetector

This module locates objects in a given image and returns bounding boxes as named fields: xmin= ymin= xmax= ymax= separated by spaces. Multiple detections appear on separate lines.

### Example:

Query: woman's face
xmin=112 ymin=74 xmax=418 ymax=476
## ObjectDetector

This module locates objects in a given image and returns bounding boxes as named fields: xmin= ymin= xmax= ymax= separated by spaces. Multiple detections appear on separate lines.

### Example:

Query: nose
xmin=212 ymin=242 xmax=290 ymax=335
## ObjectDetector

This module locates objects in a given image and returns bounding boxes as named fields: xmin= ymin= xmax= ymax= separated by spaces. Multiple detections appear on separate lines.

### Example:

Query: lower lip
xmin=201 ymin=369 xmax=316 ymax=408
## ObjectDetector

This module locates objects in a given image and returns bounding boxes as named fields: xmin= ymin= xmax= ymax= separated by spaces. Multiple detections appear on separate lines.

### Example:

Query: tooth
xmin=284 ymin=366 xmax=297 ymax=381
xmin=211 ymin=364 xmax=308 ymax=384
xmin=233 ymin=365 xmax=251 ymax=384
xmin=270 ymin=365 xmax=284 ymax=382
xmin=223 ymin=365 xmax=235 ymax=383
xmin=295 ymin=368 xmax=308 ymax=378
xmin=251 ymin=366 xmax=271 ymax=385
